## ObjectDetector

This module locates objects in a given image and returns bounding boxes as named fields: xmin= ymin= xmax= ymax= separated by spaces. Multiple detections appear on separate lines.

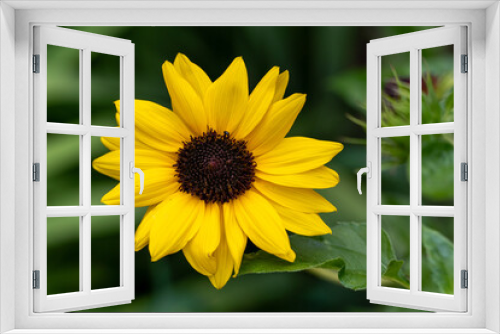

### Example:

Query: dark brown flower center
xmin=174 ymin=129 xmax=256 ymax=204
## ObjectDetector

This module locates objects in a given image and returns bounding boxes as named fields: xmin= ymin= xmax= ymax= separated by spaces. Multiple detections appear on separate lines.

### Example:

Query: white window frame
xmin=0 ymin=1 xmax=499 ymax=333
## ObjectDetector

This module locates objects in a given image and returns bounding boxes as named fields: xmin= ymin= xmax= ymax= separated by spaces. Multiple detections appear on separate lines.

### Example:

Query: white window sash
xmin=32 ymin=26 xmax=136 ymax=313
xmin=366 ymin=26 xmax=468 ymax=312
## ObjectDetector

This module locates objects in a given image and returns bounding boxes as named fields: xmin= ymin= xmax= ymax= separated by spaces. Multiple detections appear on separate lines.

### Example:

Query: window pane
xmin=91 ymin=136 xmax=120 ymax=205
xmin=421 ymin=217 xmax=454 ymax=295
xmin=47 ymin=217 xmax=80 ymax=295
xmin=47 ymin=45 xmax=80 ymax=124
xmin=421 ymin=45 xmax=454 ymax=124
xmin=381 ymin=136 xmax=410 ymax=205
xmin=47 ymin=134 xmax=80 ymax=206
xmin=421 ymin=134 xmax=454 ymax=206
xmin=91 ymin=52 xmax=121 ymax=127
xmin=91 ymin=216 xmax=121 ymax=290
xmin=381 ymin=52 xmax=410 ymax=127
xmin=381 ymin=215 xmax=410 ymax=290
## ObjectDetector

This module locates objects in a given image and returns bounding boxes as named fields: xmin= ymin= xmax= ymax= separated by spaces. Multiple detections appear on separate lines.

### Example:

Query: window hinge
xmin=33 ymin=270 xmax=40 ymax=289
xmin=461 ymin=270 xmax=468 ymax=289
xmin=33 ymin=163 xmax=40 ymax=182
xmin=33 ymin=54 xmax=40 ymax=73
xmin=461 ymin=162 xmax=468 ymax=181
xmin=461 ymin=54 xmax=468 ymax=73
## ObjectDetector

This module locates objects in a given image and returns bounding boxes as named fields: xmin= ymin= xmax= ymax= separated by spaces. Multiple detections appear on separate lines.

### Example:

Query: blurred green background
xmin=45 ymin=26 xmax=454 ymax=312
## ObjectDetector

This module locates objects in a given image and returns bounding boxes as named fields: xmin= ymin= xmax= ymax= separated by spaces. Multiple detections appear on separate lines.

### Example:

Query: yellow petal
xmin=115 ymin=100 xmax=191 ymax=152
xmin=102 ymin=134 xmax=164 ymax=152
xmin=208 ymin=230 xmax=233 ymax=289
xmin=273 ymin=70 xmax=289 ymax=103
xmin=253 ymin=178 xmax=336 ymax=213
xmin=101 ymin=136 xmax=120 ymax=151
xmin=162 ymin=61 xmax=208 ymax=135
xmin=135 ymin=205 xmax=157 ymax=251
xmin=149 ymin=191 xmax=205 ymax=261
xmin=246 ymin=93 xmax=306 ymax=156
xmin=233 ymin=67 xmax=279 ymax=139
xmin=93 ymin=149 xmax=176 ymax=181
xmin=223 ymin=202 xmax=247 ymax=276
xmin=256 ymin=137 xmax=344 ymax=175
xmin=101 ymin=168 xmax=179 ymax=207
xmin=173 ymin=53 xmax=212 ymax=99
xmin=256 ymin=166 xmax=339 ymax=189
xmin=233 ymin=189 xmax=295 ymax=262
xmin=92 ymin=150 xmax=121 ymax=181
xmin=183 ymin=203 xmax=221 ymax=276
xmin=135 ymin=149 xmax=177 ymax=169
xmin=274 ymin=204 xmax=332 ymax=237
xmin=204 ymin=57 xmax=249 ymax=133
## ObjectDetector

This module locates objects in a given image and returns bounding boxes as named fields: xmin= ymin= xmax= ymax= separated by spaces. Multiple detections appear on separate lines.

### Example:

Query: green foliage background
xmin=45 ymin=26 xmax=454 ymax=312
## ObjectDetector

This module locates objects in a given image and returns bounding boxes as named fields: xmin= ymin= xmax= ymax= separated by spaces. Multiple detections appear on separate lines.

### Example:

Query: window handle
xmin=129 ymin=162 xmax=145 ymax=195
xmin=357 ymin=162 xmax=371 ymax=195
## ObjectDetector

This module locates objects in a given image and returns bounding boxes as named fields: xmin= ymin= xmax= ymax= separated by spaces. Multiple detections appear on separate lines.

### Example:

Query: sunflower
xmin=93 ymin=54 xmax=343 ymax=289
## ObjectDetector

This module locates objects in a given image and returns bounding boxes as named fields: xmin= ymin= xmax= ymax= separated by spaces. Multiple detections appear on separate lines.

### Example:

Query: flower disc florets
xmin=174 ymin=129 xmax=257 ymax=204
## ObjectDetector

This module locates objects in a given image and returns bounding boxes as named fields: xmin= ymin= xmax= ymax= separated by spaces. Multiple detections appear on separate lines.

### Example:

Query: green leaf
xmin=345 ymin=113 xmax=367 ymax=130
xmin=239 ymin=222 xmax=409 ymax=291
xmin=422 ymin=224 xmax=454 ymax=294
xmin=421 ymin=136 xmax=454 ymax=202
